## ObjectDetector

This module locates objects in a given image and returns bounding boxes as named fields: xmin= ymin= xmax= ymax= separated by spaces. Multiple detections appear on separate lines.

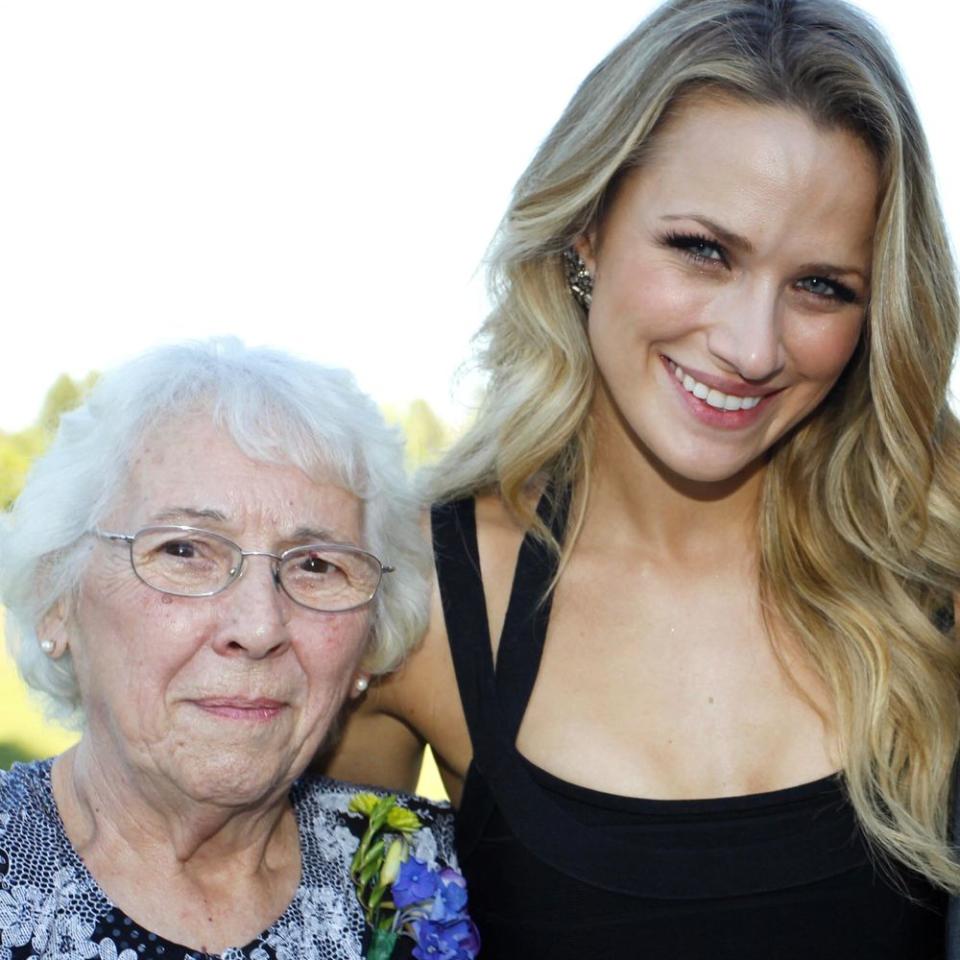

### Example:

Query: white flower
xmin=97 ymin=937 xmax=138 ymax=960
xmin=0 ymin=885 xmax=46 ymax=949
xmin=411 ymin=827 xmax=439 ymax=868
xmin=34 ymin=912 xmax=98 ymax=960
xmin=311 ymin=790 xmax=356 ymax=813
xmin=313 ymin=824 xmax=359 ymax=862
xmin=223 ymin=948 xmax=251 ymax=960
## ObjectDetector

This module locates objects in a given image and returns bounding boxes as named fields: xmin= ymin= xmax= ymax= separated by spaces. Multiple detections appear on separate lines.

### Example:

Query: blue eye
xmin=796 ymin=276 xmax=858 ymax=304
xmin=663 ymin=231 xmax=727 ymax=266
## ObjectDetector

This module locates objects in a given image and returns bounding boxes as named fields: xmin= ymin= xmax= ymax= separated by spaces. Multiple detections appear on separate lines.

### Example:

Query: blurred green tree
xmin=38 ymin=371 xmax=98 ymax=432
xmin=0 ymin=741 xmax=33 ymax=770
xmin=402 ymin=398 xmax=450 ymax=467
xmin=0 ymin=371 xmax=98 ymax=509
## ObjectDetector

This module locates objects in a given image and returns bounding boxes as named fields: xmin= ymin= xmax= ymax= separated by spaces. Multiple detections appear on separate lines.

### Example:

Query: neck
xmin=583 ymin=393 xmax=764 ymax=561
xmin=52 ymin=738 xmax=296 ymax=880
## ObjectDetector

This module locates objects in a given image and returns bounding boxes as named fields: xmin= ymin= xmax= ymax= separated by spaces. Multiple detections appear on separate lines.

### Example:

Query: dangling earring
xmin=563 ymin=248 xmax=593 ymax=309
xmin=354 ymin=675 xmax=369 ymax=694
xmin=40 ymin=639 xmax=55 ymax=655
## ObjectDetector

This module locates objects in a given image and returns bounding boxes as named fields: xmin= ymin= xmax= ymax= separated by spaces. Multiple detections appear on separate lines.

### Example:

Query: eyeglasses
xmin=95 ymin=525 xmax=393 ymax=613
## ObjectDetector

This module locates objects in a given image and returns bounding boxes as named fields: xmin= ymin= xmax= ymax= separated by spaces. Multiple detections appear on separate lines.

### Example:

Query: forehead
xmin=618 ymin=95 xmax=880 ymax=255
xmin=111 ymin=413 xmax=362 ymax=539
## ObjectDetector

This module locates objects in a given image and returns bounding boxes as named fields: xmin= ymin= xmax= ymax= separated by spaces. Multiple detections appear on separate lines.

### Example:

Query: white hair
xmin=0 ymin=338 xmax=430 ymax=726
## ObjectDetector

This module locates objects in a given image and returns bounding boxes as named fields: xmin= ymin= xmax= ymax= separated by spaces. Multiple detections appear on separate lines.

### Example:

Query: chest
xmin=509 ymin=551 xmax=837 ymax=798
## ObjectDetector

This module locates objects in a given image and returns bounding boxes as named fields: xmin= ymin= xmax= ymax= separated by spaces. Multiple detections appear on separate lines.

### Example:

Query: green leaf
xmin=369 ymin=882 xmax=390 ymax=914
xmin=360 ymin=854 xmax=382 ymax=889
xmin=369 ymin=795 xmax=398 ymax=832
xmin=359 ymin=838 xmax=386 ymax=873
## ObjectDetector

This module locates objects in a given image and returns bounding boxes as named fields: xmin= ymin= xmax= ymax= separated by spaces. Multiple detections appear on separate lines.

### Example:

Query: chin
xmin=648 ymin=434 xmax=764 ymax=487
xmin=159 ymin=743 xmax=300 ymax=808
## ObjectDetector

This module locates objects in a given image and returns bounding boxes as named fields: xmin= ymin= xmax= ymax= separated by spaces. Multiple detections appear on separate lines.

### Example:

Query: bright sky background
xmin=1 ymin=1 xmax=956 ymax=432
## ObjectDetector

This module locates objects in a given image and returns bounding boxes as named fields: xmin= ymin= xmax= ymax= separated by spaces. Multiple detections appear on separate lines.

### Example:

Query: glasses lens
xmin=131 ymin=527 xmax=240 ymax=596
xmin=279 ymin=545 xmax=382 ymax=611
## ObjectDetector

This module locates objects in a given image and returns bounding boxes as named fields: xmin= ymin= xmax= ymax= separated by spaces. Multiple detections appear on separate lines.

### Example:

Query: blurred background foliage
xmin=0 ymin=373 xmax=455 ymax=798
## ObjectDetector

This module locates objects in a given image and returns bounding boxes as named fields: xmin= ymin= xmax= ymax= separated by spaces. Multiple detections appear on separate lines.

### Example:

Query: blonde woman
xmin=328 ymin=0 xmax=960 ymax=955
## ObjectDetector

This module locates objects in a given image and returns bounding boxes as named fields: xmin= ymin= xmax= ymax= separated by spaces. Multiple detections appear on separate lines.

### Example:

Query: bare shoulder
xmin=324 ymin=495 xmax=534 ymax=797
xmin=324 ymin=506 xmax=469 ymax=794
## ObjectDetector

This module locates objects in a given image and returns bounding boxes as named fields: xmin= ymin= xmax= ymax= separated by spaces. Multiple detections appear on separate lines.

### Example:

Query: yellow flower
xmin=349 ymin=793 xmax=381 ymax=817
xmin=385 ymin=807 xmax=423 ymax=833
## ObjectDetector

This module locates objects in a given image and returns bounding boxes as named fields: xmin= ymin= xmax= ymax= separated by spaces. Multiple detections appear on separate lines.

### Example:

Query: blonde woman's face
xmin=577 ymin=97 xmax=878 ymax=485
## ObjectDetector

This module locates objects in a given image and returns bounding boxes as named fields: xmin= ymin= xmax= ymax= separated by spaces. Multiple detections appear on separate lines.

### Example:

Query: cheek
xmin=72 ymin=587 xmax=212 ymax=705
xmin=589 ymin=272 xmax=706 ymax=369
xmin=296 ymin=612 xmax=370 ymax=688
xmin=786 ymin=314 xmax=864 ymax=380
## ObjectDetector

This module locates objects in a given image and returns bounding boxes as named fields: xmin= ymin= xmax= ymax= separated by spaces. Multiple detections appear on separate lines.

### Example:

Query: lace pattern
xmin=0 ymin=760 xmax=456 ymax=960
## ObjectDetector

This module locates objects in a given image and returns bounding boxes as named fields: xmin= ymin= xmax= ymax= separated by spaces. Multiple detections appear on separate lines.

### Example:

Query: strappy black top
xmin=432 ymin=494 xmax=947 ymax=958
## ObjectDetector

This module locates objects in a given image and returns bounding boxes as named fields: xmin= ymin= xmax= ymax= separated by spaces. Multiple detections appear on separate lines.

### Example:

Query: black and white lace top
xmin=0 ymin=760 xmax=457 ymax=960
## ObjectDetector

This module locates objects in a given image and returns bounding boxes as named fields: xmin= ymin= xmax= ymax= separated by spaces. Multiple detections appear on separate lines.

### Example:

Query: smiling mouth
xmin=191 ymin=698 xmax=287 ymax=721
xmin=664 ymin=358 xmax=776 ymax=412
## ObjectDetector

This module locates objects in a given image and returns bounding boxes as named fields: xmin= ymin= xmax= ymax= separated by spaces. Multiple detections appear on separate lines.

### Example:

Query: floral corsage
xmin=348 ymin=793 xmax=480 ymax=960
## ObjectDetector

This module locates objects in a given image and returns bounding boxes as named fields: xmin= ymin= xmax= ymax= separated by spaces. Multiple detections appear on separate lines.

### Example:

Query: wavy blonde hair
xmin=429 ymin=0 xmax=960 ymax=889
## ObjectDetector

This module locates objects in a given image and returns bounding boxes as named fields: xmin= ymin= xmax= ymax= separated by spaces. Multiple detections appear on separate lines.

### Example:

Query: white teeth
xmin=705 ymin=388 xmax=725 ymax=409
xmin=670 ymin=362 xmax=763 ymax=413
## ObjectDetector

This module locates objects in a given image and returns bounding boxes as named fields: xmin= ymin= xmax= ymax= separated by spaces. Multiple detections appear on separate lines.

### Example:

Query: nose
xmin=213 ymin=555 xmax=292 ymax=659
xmin=705 ymin=277 xmax=786 ymax=382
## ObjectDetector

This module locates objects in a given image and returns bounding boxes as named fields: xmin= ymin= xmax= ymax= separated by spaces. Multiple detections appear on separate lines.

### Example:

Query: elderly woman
xmin=328 ymin=0 xmax=960 ymax=956
xmin=0 ymin=340 xmax=477 ymax=960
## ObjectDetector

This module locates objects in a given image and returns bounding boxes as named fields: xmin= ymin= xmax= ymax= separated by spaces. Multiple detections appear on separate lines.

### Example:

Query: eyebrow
xmin=661 ymin=213 xmax=868 ymax=281
xmin=662 ymin=214 xmax=755 ymax=255
xmin=144 ymin=512 xmax=357 ymax=545
xmin=289 ymin=525 xmax=354 ymax=544
xmin=149 ymin=507 xmax=228 ymax=524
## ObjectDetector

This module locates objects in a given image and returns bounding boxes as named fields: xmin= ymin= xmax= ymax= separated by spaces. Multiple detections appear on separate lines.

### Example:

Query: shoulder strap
xmin=493 ymin=487 xmax=570 ymax=738
xmin=432 ymin=489 xmax=571 ymax=747
xmin=947 ymin=758 xmax=960 ymax=957
xmin=431 ymin=497 xmax=500 ymax=756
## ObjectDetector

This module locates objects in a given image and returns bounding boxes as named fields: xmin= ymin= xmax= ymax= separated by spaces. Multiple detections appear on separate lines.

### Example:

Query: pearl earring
xmin=39 ymin=639 xmax=55 ymax=655
xmin=355 ymin=675 xmax=369 ymax=694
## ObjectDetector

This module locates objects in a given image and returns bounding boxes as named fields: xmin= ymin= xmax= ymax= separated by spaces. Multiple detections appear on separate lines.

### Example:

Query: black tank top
xmin=432 ymin=494 xmax=947 ymax=958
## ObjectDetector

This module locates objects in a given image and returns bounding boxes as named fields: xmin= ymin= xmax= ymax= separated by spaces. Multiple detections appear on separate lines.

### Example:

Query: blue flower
xmin=392 ymin=857 xmax=440 ymax=909
xmin=428 ymin=871 xmax=469 ymax=922
xmin=410 ymin=918 xmax=481 ymax=960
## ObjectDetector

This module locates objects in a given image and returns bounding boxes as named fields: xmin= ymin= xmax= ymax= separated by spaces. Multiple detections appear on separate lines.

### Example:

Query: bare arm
xmin=323 ymin=495 xmax=523 ymax=801
xmin=322 ymin=564 xmax=474 ymax=801
xmin=323 ymin=678 xmax=427 ymax=794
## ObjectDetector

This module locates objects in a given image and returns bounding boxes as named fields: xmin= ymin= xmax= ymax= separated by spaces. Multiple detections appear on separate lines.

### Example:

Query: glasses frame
xmin=95 ymin=524 xmax=394 ymax=613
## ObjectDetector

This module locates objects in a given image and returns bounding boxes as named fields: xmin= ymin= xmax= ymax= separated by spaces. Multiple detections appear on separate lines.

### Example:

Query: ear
xmin=37 ymin=599 xmax=71 ymax=659
xmin=573 ymin=232 xmax=598 ymax=275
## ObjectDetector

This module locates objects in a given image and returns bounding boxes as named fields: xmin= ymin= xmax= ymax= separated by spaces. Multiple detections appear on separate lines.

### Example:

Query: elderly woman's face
xmin=65 ymin=415 xmax=371 ymax=806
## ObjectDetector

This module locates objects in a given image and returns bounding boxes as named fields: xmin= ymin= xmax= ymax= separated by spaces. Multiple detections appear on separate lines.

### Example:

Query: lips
xmin=662 ymin=356 xmax=780 ymax=411
xmin=190 ymin=697 xmax=287 ymax=721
